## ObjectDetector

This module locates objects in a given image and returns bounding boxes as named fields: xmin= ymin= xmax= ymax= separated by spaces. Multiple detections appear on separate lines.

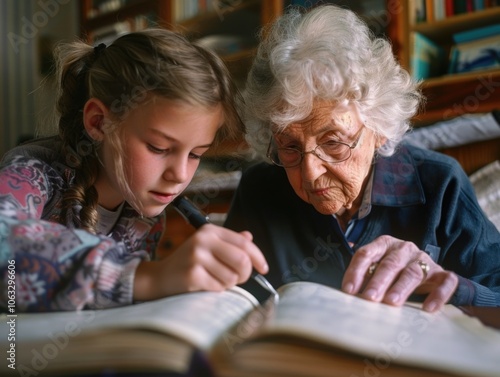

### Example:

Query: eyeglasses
xmin=266 ymin=127 xmax=364 ymax=168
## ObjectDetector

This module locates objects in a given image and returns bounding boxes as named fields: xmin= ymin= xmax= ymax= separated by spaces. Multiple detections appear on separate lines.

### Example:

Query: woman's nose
xmin=301 ymin=151 xmax=327 ymax=181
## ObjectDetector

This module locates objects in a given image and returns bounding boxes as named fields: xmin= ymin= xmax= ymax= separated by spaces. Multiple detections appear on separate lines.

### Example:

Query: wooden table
xmin=459 ymin=306 xmax=500 ymax=329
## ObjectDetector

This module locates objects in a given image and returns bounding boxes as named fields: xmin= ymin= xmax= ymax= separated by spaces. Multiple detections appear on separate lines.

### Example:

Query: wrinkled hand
xmin=341 ymin=235 xmax=458 ymax=312
xmin=134 ymin=224 xmax=268 ymax=301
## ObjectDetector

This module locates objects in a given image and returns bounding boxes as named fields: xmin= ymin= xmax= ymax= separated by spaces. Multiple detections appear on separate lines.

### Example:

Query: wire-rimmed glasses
xmin=266 ymin=127 xmax=364 ymax=168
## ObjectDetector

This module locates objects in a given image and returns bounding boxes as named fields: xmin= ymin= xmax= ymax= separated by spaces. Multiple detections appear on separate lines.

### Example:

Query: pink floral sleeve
xmin=0 ymin=214 xmax=148 ymax=312
xmin=0 ymin=156 xmax=152 ymax=312
xmin=0 ymin=156 xmax=53 ymax=220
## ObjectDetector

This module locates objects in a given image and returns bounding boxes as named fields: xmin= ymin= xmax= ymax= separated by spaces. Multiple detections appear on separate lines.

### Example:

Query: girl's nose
xmin=162 ymin=155 xmax=190 ymax=183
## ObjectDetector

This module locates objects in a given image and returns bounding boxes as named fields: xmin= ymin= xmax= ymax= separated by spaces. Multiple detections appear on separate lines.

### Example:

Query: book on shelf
xmin=410 ymin=32 xmax=446 ymax=80
xmin=452 ymin=23 xmax=500 ymax=44
xmin=445 ymin=0 xmax=455 ymax=17
xmin=88 ymin=21 xmax=132 ymax=44
xmin=425 ymin=0 xmax=435 ymax=22
xmin=173 ymin=0 xmax=203 ymax=22
xmin=2 ymin=281 xmax=500 ymax=377
xmin=433 ymin=0 xmax=446 ymax=20
xmin=450 ymin=34 xmax=500 ymax=73
xmin=453 ymin=0 xmax=473 ymax=14
xmin=86 ymin=13 xmax=160 ymax=43
xmin=412 ymin=0 xmax=498 ymax=23
xmin=412 ymin=0 xmax=427 ymax=23
xmin=474 ymin=0 xmax=486 ymax=10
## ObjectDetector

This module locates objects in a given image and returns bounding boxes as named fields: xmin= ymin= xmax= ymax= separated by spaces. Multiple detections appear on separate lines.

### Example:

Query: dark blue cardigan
xmin=225 ymin=144 xmax=500 ymax=306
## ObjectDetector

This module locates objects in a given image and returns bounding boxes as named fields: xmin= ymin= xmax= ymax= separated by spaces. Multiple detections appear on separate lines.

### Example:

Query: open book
xmin=2 ymin=281 xmax=499 ymax=377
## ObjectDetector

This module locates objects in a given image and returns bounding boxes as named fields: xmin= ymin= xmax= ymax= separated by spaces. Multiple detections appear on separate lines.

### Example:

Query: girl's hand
xmin=341 ymin=235 xmax=458 ymax=312
xmin=134 ymin=224 xmax=268 ymax=301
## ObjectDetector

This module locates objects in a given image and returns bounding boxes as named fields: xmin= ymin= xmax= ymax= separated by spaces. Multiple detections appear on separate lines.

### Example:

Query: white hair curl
xmin=243 ymin=4 xmax=423 ymax=159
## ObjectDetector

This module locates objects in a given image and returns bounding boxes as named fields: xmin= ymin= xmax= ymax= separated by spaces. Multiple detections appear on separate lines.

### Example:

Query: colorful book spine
xmin=453 ymin=23 xmax=500 ymax=43
xmin=434 ymin=0 xmax=446 ymax=20
xmin=454 ymin=0 xmax=468 ymax=13
xmin=425 ymin=0 xmax=435 ymax=21
xmin=453 ymin=34 xmax=500 ymax=73
xmin=474 ymin=0 xmax=485 ymax=9
xmin=413 ymin=0 xmax=427 ymax=23
xmin=411 ymin=32 xmax=445 ymax=80
xmin=445 ymin=0 xmax=455 ymax=16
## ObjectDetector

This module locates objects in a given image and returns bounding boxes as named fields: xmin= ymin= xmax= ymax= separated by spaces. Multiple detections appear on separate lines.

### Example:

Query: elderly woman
xmin=225 ymin=4 xmax=500 ymax=312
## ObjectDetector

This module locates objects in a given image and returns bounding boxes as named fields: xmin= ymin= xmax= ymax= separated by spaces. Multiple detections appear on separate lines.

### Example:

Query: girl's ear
xmin=83 ymin=98 xmax=109 ymax=142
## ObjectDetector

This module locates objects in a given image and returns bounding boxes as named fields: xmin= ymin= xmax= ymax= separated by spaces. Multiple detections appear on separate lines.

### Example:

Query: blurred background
xmin=0 ymin=0 xmax=79 ymax=157
xmin=0 ymin=0 xmax=391 ymax=158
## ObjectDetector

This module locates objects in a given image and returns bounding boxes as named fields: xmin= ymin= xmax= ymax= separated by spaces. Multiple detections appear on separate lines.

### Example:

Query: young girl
xmin=0 ymin=28 xmax=268 ymax=312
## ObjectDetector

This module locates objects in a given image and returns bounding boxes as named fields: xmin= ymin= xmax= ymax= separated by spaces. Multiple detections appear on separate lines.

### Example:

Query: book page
xmin=5 ymin=287 xmax=257 ymax=352
xmin=258 ymin=282 xmax=500 ymax=377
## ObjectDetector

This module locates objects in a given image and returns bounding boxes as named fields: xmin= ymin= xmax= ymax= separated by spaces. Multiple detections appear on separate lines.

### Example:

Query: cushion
xmin=469 ymin=160 xmax=500 ymax=231
xmin=404 ymin=112 xmax=500 ymax=150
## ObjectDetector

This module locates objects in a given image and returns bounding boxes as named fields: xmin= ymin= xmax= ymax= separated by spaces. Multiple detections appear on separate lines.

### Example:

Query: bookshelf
xmin=80 ymin=1 xmax=500 ymax=124
xmin=79 ymin=0 xmax=283 ymax=87
xmin=400 ymin=1 xmax=500 ymax=124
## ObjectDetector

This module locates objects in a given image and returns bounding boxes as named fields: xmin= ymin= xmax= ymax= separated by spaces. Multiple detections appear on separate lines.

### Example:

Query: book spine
xmin=453 ymin=34 xmax=500 ymax=73
xmin=425 ymin=0 xmax=435 ymax=21
xmin=445 ymin=0 xmax=455 ymax=16
xmin=453 ymin=23 xmax=500 ymax=43
xmin=448 ymin=46 xmax=459 ymax=73
xmin=473 ymin=0 xmax=485 ymax=9
xmin=454 ymin=0 xmax=468 ymax=13
xmin=410 ymin=0 xmax=427 ymax=23
xmin=411 ymin=32 xmax=445 ymax=79
xmin=417 ymin=0 xmax=427 ymax=22
xmin=434 ymin=0 xmax=446 ymax=19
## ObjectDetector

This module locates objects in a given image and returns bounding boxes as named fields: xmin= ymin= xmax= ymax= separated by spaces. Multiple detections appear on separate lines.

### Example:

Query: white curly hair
xmin=243 ymin=4 xmax=423 ymax=159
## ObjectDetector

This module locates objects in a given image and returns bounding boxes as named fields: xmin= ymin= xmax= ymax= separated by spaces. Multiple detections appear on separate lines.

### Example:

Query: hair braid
xmin=55 ymin=42 xmax=101 ymax=232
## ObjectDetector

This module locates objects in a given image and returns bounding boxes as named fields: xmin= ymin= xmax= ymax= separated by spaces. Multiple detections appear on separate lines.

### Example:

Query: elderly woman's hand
xmin=341 ymin=235 xmax=459 ymax=312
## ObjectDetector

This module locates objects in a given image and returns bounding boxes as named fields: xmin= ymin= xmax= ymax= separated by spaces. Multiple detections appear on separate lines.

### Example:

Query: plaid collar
xmin=371 ymin=146 xmax=426 ymax=207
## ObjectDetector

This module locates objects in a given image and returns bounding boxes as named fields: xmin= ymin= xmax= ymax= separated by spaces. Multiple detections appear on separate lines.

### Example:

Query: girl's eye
xmin=147 ymin=144 xmax=204 ymax=160
xmin=189 ymin=152 xmax=202 ymax=160
xmin=147 ymin=144 xmax=168 ymax=154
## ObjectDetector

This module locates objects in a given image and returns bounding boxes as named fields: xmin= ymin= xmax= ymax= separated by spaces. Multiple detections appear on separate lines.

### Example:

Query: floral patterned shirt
xmin=0 ymin=137 xmax=165 ymax=312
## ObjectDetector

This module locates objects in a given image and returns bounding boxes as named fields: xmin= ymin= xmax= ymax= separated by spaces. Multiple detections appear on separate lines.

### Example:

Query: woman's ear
xmin=83 ymin=98 xmax=109 ymax=142
xmin=375 ymin=135 xmax=387 ymax=149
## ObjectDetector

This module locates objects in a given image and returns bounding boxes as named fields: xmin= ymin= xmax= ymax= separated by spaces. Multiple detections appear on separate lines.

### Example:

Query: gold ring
xmin=368 ymin=262 xmax=379 ymax=275
xmin=416 ymin=260 xmax=429 ymax=281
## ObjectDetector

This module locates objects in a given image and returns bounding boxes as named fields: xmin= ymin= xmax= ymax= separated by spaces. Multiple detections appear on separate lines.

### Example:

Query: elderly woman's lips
xmin=310 ymin=188 xmax=330 ymax=196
